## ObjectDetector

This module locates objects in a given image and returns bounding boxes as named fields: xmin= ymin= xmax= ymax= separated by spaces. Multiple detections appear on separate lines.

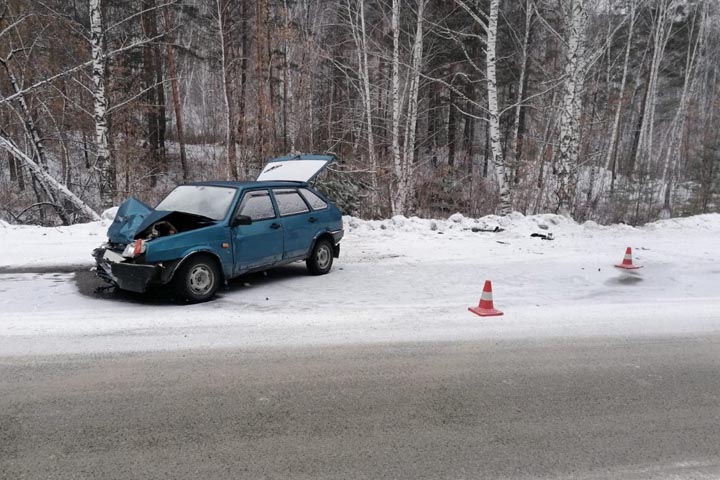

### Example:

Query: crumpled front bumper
xmin=93 ymin=246 xmax=162 ymax=293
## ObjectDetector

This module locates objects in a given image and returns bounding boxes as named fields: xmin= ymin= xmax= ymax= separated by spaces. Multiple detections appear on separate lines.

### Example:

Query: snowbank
xmin=0 ymin=220 xmax=111 ymax=269
xmin=1 ymin=212 xmax=719 ymax=270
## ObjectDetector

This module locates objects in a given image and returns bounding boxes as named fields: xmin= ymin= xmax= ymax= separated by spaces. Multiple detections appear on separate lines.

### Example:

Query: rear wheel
xmin=306 ymin=238 xmax=334 ymax=275
xmin=172 ymin=255 xmax=221 ymax=303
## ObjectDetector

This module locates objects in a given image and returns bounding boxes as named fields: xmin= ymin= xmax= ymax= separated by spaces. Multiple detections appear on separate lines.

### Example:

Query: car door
xmin=231 ymin=189 xmax=283 ymax=275
xmin=271 ymin=188 xmax=317 ymax=260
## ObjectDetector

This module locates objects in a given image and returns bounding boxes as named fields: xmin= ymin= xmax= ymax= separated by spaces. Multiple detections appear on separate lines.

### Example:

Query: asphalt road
xmin=2 ymin=336 xmax=720 ymax=479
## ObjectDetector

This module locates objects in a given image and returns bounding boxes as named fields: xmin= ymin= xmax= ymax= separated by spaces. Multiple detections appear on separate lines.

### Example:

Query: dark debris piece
xmin=530 ymin=232 xmax=554 ymax=241
xmin=469 ymin=226 xmax=505 ymax=233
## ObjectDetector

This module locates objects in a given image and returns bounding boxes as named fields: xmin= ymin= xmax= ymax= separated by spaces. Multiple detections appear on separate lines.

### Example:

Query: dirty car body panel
xmin=93 ymin=155 xmax=343 ymax=299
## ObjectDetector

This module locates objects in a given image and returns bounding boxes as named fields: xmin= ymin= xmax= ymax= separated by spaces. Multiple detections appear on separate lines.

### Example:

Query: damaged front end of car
xmin=92 ymin=197 xmax=218 ymax=293
xmin=92 ymin=241 xmax=177 ymax=294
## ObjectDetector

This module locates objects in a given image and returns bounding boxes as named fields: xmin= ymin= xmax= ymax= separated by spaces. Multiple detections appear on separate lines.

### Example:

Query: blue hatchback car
xmin=93 ymin=155 xmax=344 ymax=303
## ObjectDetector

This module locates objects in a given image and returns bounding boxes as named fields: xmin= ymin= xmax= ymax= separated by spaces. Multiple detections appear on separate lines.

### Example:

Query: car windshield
xmin=155 ymin=185 xmax=237 ymax=221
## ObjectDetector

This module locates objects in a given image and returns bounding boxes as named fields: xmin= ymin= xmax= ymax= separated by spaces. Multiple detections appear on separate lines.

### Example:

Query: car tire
xmin=172 ymin=255 xmax=221 ymax=303
xmin=306 ymin=238 xmax=334 ymax=275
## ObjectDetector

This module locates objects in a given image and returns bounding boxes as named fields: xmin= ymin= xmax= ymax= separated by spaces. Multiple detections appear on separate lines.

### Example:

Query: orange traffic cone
xmin=468 ymin=280 xmax=504 ymax=317
xmin=614 ymin=247 xmax=642 ymax=270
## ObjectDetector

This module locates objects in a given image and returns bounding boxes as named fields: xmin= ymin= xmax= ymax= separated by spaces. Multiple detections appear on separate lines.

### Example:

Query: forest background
xmin=0 ymin=0 xmax=718 ymax=226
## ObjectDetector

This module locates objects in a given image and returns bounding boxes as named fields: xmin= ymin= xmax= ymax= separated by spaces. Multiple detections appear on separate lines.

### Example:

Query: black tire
xmin=172 ymin=255 xmax=221 ymax=303
xmin=306 ymin=238 xmax=334 ymax=275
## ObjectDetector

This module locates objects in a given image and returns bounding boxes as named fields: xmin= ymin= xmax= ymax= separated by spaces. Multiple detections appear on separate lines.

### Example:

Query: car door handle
xmin=270 ymin=223 xmax=282 ymax=230
xmin=308 ymin=217 xmax=318 ymax=223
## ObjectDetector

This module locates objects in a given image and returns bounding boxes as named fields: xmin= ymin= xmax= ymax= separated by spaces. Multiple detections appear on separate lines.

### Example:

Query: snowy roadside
xmin=2 ymin=212 xmax=718 ymax=269
xmin=0 ymin=218 xmax=110 ymax=270
xmin=1 ymin=213 xmax=719 ymax=356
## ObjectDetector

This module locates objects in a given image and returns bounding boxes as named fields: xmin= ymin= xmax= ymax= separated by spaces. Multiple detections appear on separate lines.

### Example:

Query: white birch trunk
xmin=1 ymin=65 xmax=50 ymax=170
xmin=390 ymin=0 xmax=403 ymax=215
xmin=555 ymin=0 xmax=589 ymax=216
xmin=454 ymin=0 xmax=512 ymax=215
xmin=400 ymin=0 xmax=427 ymax=215
xmin=359 ymin=0 xmax=378 ymax=213
xmin=487 ymin=0 xmax=511 ymax=215
xmin=90 ymin=0 xmax=114 ymax=210
xmin=0 ymin=135 xmax=101 ymax=221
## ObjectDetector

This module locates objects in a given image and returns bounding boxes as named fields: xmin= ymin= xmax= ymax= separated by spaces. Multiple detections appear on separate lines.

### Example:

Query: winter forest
xmin=0 ymin=0 xmax=718 ymax=226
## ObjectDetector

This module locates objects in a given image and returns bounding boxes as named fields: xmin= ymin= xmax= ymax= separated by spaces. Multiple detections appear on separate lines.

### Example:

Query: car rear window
xmin=299 ymin=188 xmax=328 ymax=210
xmin=238 ymin=190 xmax=275 ymax=221
xmin=273 ymin=189 xmax=310 ymax=216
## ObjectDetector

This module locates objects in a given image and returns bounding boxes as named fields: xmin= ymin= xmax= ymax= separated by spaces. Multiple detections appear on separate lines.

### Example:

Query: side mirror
xmin=231 ymin=215 xmax=252 ymax=227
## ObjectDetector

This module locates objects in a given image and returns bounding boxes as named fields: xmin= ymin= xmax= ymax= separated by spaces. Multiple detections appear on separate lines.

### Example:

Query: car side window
xmin=273 ymin=189 xmax=310 ymax=216
xmin=237 ymin=190 xmax=275 ymax=221
xmin=299 ymin=188 xmax=328 ymax=211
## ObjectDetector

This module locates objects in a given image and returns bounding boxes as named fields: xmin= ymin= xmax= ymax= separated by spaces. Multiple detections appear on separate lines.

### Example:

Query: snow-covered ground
xmin=1 ymin=213 xmax=719 ymax=356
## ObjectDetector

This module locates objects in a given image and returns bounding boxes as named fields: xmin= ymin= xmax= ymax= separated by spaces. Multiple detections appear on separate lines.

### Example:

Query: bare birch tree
xmin=555 ymin=0 xmax=589 ymax=216
xmin=658 ymin=2 xmax=707 ymax=218
xmin=90 ymin=0 xmax=114 ymax=210
xmin=346 ymin=0 xmax=379 ymax=213
xmin=604 ymin=0 xmax=637 ymax=194
xmin=508 ymin=0 xmax=534 ymax=185
xmin=398 ymin=0 xmax=427 ymax=215
xmin=633 ymin=0 xmax=674 ymax=175
xmin=455 ymin=0 xmax=512 ymax=215
xmin=390 ymin=0 xmax=403 ymax=215
xmin=485 ymin=0 xmax=511 ymax=214
xmin=0 ymin=54 xmax=73 ymax=224
xmin=0 ymin=134 xmax=101 ymax=221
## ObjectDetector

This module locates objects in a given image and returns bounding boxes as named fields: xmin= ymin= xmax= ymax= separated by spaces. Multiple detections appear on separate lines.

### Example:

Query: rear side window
xmin=273 ymin=189 xmax=310 ymax=216
xmin=238 ymin=190 xmax=275 ymax=221
xmin=299 ymin=188 xmax=328 ymax=210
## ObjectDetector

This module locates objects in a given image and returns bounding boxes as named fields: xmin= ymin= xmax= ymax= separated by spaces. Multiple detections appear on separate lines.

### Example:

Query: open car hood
xmin=256 ymin=154 xmax=335 ymax=182
xmin=107 ymin=197 xmax=154 ymax=244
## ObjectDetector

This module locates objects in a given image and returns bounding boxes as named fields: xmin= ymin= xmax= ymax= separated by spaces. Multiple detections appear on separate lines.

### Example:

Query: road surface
xmin=2 ymin=335 xmax=720 ymax=479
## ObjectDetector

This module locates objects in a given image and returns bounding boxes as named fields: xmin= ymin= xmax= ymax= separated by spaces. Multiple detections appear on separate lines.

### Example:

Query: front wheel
xmin=172 ymin=255 xmax=221 ymax=303
xmin=306 ymin=238 xmax=334 ymax=275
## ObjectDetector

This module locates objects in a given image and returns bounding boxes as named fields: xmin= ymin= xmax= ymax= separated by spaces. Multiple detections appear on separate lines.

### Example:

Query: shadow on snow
xmin=73 ymin=263 xmax=312 ymax=306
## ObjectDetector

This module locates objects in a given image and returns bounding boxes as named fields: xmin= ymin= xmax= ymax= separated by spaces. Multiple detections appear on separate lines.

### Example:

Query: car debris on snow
xmin=530 ymin=232 xmax=554 ymax=240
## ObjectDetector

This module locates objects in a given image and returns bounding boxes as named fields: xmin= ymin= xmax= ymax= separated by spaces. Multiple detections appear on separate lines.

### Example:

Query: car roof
xmin=187 ymin=180 xmax=309 ymax=189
